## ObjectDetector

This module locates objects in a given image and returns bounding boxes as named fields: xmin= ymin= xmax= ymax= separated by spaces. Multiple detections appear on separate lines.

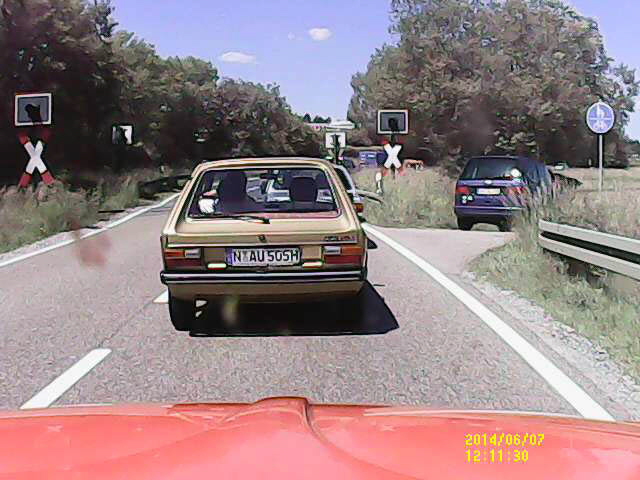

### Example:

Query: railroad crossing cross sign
xmin=15 ymin=93 xmax=55 ymax=187
xmin=383 ymin=143 xmax=402 ymax=169
xmin=586 ymin=101 xmax=615 ymax=134
xmin=18 ymin=136 xmax=54 ymax=187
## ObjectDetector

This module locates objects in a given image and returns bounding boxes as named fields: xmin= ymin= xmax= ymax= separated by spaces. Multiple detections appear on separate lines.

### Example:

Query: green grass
xmin=353 ymin=167 xmax=640 ymax=378
xmin=354 ymin=168 xmax=457 ymax=228
xmin=469 ymin=194 xmax=640 ymax=378
xmin=566 ymin=166 xmax=640 ymax=191
xmin=0 ymin=183 xmax=100 ymax=253
xmin=548 ymin=187 xmax=640 ymax=239
xmin=0 ymin=166 xmax=184 ymax=254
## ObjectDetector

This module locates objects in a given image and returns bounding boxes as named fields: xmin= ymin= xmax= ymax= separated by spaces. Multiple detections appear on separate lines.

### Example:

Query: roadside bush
xmin=545 ymin=190 xmax=640 ymax=239
xmin=354 ymin=168 xmax=456 ymax=228
xmin=0 ymin=166 xmax=182 ymax=254
xmin=471 ymin=188 xmax=640 ymax=378
xmin=0 ymin=183 xmax=99 ymax=253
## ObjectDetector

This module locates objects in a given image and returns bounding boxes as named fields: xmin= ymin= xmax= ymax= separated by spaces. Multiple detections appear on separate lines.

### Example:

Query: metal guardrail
xmin=138 ymin=174 xmax=190 ymax=198
xmin=538 ymin=220 xmax=640 ymax=281
xmin=355 ymin=189 xmax=383 ymax=204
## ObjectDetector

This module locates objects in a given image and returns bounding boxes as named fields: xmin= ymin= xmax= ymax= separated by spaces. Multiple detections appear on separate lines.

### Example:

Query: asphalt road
xmin=0 ymin=200 xmax=632 ymax=419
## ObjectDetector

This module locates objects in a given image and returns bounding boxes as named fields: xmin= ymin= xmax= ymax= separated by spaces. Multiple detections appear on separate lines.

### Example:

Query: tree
xmin=348 ymin=128 xmax=373 ymax=147
xmin=197 ymin=80 xmax=323 ymax=159
xmin=312 ymin=115 xmax=331 ymax=124
xmin=0 ymin=0 xmax=126 ymax=180
xmin=627 ymin=139 xmax=640 ymax=156
xmin=302 ymin=113 xmax=312 ymax=123
xmin=348 ymin=0 xmax=638 ymax=171
xmin=0 ymin=0 xmax=322 ymax=183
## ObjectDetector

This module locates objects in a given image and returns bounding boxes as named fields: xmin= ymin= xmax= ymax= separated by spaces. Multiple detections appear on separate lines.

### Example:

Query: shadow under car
xmin=188 ymin=281 xmax=398 ymax=337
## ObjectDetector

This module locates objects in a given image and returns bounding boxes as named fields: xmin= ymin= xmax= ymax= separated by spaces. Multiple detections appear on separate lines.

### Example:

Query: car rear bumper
xmin=161 ymin=269 xmax=365 ymax=284
xmin=455 ymin=205 xmax=522 ymax=218
xmin=160 ymin=269 xmax=366 ymax=302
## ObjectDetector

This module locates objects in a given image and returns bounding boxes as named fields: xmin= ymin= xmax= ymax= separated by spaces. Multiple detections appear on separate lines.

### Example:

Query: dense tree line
xmin=348 ymin=0 xmax=639 ymax=170
xmin=0 ymin=0 xmax=322 ymax=184
xmin=301 ymin=114 xmax=332 ymax=124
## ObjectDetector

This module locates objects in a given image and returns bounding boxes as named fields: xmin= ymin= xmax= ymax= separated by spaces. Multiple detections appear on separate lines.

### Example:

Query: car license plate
xmin=228 ymin=248 xmax=301 ymax=267
xmin=477 ymin=188 xmax=501 ymax=195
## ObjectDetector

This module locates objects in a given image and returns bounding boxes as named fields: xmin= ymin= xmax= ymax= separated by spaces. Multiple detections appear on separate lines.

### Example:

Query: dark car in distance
xmin=454 ymin=155 xmax=553 ymax=231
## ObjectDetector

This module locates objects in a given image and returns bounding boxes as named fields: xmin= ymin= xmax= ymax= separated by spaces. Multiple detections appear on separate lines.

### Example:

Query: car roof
xmin=193 ymin=157 xmax=334 ymax=176
xmin=468 ymin=155 xmax=543 ymax=165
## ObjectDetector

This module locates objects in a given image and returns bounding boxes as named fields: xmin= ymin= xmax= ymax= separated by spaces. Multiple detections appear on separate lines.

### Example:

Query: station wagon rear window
xmin=186 ymin=167 xmax=339 ymax=218
xmin=460 ymin=157 xmax=521 ymax=180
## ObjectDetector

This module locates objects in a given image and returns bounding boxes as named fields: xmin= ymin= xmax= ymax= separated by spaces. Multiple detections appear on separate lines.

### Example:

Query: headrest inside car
xmin=289 ymin=177 xmax=318 ymax=202
xmin=314 ymin=172 xmax=330 ymax=190
xmin=218 ymin=170 xmax=247 ymax=201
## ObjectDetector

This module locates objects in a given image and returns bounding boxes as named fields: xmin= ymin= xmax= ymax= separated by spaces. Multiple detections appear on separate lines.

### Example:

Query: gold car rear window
xmin=186 ymin=167 xmax=340 ymax=218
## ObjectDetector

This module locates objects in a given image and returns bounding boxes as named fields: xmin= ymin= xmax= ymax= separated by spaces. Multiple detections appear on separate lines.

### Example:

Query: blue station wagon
xmin=454 ymin=155 xmax=553 ymax=231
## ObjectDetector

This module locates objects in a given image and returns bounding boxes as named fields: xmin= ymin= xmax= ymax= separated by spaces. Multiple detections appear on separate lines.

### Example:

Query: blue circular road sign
xmin=586 ymin=102 xmax=615 ymax=134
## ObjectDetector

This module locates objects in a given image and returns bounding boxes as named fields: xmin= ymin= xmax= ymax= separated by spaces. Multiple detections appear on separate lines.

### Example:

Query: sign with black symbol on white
xmin=325 ymin=131 xmax=346 ymax=149
xmin=112 ymin=124 xmax=134 ymax=145
xmin=15 ymin=93 xmax=52 ymax=126
xmin=377 ymin=109 xmax=408 ymax=135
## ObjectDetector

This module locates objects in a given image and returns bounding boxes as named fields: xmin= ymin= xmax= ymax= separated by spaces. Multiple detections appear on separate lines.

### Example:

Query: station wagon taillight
xmin=505 ymin=186 xmax=527 ymax=196
xmin=455 ymin=185 xmax=471 ymax=195
xmin=163 ymin=248 xmax=202 ymax=268
xmin=323 ymin=245 xmax=364 ymax=265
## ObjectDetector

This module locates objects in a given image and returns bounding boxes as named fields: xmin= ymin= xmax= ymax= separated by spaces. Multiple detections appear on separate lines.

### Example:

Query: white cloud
xmin=287 ymin=33 xmax=296 ymax=40
xmin=218 ymin=51 xmax=257 ymax=64
xmin=308 ymin=28 xmax=332 ymax=41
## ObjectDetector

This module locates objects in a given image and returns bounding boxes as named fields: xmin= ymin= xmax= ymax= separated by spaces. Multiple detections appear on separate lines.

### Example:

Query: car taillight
xmin=323 ymin=245 xmax=364 ymax=265
xmin=354 ymin=202 xmax=364 ymax=213
xmin=163 ymin=248 xmax=202 ymax=268
xmin=455 ymin=185 xmax=471 ymax=195
xmin=506 ymin=186 xmax=527 ymax=195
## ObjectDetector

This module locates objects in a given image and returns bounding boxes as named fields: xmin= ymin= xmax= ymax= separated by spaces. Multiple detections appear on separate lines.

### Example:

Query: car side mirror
xmin=367 ymin=237 xmax=378 ymax=249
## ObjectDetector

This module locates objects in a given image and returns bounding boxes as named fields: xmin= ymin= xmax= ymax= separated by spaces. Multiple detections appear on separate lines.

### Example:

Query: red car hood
xmin=1 ymin=396 xmax=639 ymax=479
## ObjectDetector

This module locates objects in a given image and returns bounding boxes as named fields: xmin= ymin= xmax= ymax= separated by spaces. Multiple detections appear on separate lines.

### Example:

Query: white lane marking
xmin=363 ymin=224 xmax=615 ymax=422
xmin=0 ymin=193 xmax=179 ymax=269
xmin=154 ymin=290 xmax=169 ymax=304
xmin=20 ymin=348 xmax=112 ymax=409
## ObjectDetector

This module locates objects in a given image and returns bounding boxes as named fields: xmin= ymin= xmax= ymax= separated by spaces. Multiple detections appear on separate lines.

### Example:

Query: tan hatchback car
xmin=160 ymin=157 xmax=370 ymax=331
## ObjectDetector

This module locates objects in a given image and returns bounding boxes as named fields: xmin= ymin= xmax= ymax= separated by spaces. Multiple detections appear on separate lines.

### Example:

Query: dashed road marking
xmin=154 ymin=290 xmax=169 ymax=304
xmin=20 ymin=348 xmax=112 ymax=409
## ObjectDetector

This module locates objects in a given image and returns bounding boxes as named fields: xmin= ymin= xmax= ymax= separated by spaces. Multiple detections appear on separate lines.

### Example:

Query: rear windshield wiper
xmin=193 ymin=213 xmax=270 ymax=224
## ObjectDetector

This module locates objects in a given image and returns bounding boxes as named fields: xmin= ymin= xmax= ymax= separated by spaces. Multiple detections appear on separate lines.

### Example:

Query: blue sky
xmin=110 ymin=0 xmax=640 ymax=139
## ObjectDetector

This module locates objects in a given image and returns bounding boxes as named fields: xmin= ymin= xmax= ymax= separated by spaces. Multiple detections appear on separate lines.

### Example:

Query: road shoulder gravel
xmin=461 ymin=270 xmax=640 ymax=421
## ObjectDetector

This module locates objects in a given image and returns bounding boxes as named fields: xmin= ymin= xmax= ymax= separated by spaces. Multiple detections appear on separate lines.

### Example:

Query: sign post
xmin=15 ymin=93 xmax=54 ymax=187
xmin=377 ymin=109 xmax=408 ymax=179
xmin=325 ymin=131 xmax=346 ymax=165
xmin=585 ymin=101 xmax=615 ymax=192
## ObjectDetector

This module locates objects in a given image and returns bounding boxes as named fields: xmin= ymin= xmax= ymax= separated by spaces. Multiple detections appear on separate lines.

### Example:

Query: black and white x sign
xmin=383 ymin=143 xmax=402 ymax=169
xmin=24 ymin=141 xmax=47 ymax=174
